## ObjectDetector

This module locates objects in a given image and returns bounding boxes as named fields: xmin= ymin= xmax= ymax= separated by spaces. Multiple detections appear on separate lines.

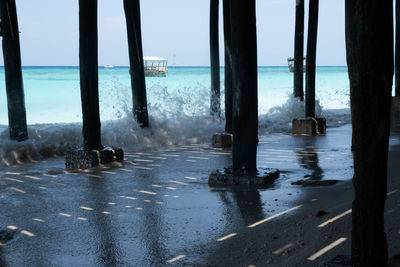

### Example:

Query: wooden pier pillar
xmin=67 ymin=0 xmax=124 ymax=169
xmin=79 ymin=0 xmax=102 ymax=149
xmin=396 ymin=0 xmax=400 ymax=97
xmin=346 ymin=0 xmax=393 ymax=265
xmin=0 ymin=0 xmax=28 ymax=141
xmin=223 ymin=0 xmax=232 ymax=134
xmin=230 ymin=0 xmax=258 ymax=175
xmin=293 ymin=0 xmax=304 ymax=101
xmin=305 ymin=0 xmax=319 ymax=118
xmin=124 ymin=0 xmax=149 ymax=128
xmin=210 ymin=0 xmax=221 ymax=117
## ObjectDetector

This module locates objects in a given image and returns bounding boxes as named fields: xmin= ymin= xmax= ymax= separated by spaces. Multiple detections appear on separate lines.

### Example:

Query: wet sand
xmin=0 ymin=124 xmax=399 ymax=266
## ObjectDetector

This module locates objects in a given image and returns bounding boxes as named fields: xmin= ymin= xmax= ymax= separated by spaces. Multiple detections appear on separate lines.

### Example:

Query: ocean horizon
xmin=0 ymin=65 xmax=349 ymax=68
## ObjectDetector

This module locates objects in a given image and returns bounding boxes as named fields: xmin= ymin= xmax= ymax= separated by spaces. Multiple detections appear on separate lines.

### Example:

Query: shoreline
xmin=0 ymin=109 xmax=352 ymax=167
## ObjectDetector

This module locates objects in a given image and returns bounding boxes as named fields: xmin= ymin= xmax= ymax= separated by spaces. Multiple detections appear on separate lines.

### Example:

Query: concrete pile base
xmin=212 ymin=133 xmax=233 ymax=148
xmin=65 ymin=146 xmax=124 ymax=169
xmin=292 ymin=117 xmax=326 ymax=136
xmin=208 ymin=167 xmax=280 ymax=186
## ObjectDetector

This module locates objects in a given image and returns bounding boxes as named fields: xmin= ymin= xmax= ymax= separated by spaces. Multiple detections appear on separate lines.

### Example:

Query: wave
xmin=0 ymin=82 xmax=351 ymax=166
xmin=259 ymin=94 xmax=351 ymax=133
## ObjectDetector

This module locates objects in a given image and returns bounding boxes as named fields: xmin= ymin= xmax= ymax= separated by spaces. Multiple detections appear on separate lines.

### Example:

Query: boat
xmin=104 ymin=65 xmax=114 ymax=68
xmin=287 ymin=57 xmax=306 ymax=72
xmin=143 ymin=57 xmax=168 ymax=77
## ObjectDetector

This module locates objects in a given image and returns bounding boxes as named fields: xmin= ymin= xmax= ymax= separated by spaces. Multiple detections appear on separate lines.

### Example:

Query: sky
xmin=0 ymin=0 xmax=346 ymax=66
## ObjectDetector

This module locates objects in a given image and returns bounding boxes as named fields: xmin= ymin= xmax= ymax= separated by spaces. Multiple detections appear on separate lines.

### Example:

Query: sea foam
xmin=0 ymin=79 xmax=351 ymax=166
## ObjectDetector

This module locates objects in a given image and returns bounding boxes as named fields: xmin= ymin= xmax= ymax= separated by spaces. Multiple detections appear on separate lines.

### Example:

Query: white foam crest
xmin=0 ymin=79 xmax=224 ymax=165
xmin=259 ymin=94 xmax=350 ymax=133
xmin=100 ymin=78 xmax=223 ymax=147
xmin=0 ymin=89 xmax=351 ymax=166
xmin=0 ymin=123 xmax=82 ymax=165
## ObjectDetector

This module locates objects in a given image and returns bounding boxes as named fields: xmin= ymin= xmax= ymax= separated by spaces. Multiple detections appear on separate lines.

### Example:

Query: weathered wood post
xmin=65 ymin=0 xmax=123 ymax=169
xmin=346 ymin=0 xmax=393 ymax=266
xmin=223 ymin=0 xmax=232 ymax=134
xmin=293 ymin=0 xmax=304 ymax=101
xmin=211 ymin=0 xmax=233 ymax=148
xmin=124 ymin=0 xmax=149 ymax=128
xmin=208 ymin=0 xmax=279 ymax=185
xmin=79 ymin=0 xmax=102 ymax=150
xmin=230 ymin=0 xmax=258 ymax=175
xmin=292 ymin=0 xmax=325 ymax=136
xmin=305 ymin=0 xmax=318 ymax=118
xmin=396 ymin=0 xmax=400 ymax=97
xmin=0 ymin=0 xmax=28 ymax=141
xmin=394 ymin=0 xmax=400 ymax=124
xmin=210 ymin=0 xmax=221 ymax=117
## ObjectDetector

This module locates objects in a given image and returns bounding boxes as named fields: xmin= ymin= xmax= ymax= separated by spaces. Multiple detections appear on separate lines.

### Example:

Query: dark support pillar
xmin=124 ymin=0 xmax=149 ymax=128
xmin=0 ymin=0 xmax=28 ymax=141
xmin=305 ymin=0 xmax=319 ymax=118
xmin=346 ymin=0 xmax=393 ymax=266
xmin=66 ymin=0 xmax=123 ymax=169
xmin=210 ymin=0 xmax=221 ymax=117
xmin=209 ymin=0 xmax=279 ymax=184
xmin=230 ymin=0 xmax=258 ymax=175
xmin=396 ymin=0 xmax=400 ymax=97
xmin=79 ymin=0 xmax=102 ymax=149
xmin=293 ymin=0 xmax=304 ymax=101
xmin=223 ymin=0 xmax=232 ymax=133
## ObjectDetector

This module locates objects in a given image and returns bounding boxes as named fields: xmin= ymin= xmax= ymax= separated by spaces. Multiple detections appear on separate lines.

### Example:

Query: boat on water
xmin=143 ymin=56 xmax=168 ymax=77
xmin=104 ymin=65 xmax=114 ymax=68
xmin=287 ymin=57 xmax=306 ymax=72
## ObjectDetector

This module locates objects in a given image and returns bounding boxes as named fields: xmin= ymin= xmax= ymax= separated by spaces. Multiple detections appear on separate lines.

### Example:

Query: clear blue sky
xmin=0 ymin=0 xmax=346 ymax=66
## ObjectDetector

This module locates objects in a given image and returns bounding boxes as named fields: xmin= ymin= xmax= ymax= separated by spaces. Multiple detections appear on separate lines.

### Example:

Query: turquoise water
xmin=0 ymin=66 xmax=354 ymax=165
xmin=0 ymin=66 xmax=350 ymax=124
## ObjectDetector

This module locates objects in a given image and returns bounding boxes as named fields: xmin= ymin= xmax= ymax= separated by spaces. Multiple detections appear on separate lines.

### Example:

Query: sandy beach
xmin=0 ymin=123 xmax=398 ymax=266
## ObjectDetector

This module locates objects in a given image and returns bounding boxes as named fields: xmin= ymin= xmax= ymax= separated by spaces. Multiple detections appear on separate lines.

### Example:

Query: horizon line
xmin=0 ymin=65 xmax=348 ymax=68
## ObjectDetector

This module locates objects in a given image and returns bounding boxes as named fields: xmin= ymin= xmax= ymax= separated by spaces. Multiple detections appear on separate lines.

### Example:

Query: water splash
xmin=0 ymin=79 xmax=224 ymax=165
xmin=0 ymin=84 xmax=350 ymax=166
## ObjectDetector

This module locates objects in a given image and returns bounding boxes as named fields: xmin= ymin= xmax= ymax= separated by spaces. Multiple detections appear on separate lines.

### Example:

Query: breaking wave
xmin=0 ymin=79 xmax=350 ymax=165
xmin=259 ymin=94 xmax=351 ymax=133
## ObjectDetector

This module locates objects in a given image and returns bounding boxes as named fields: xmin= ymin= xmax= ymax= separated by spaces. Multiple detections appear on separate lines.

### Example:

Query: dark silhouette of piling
xmin=79 ymin=0 xmax=102 ymax=149
xmin=346 ymin=0 xmax=393 ymax=266
xmin=124 ymin=0 xmax=149 ymax=128
xmin=293 ymin=0 xmax=304 ymax=101
xmin=305 ymin=0 xmax=319 ymax=118
xmin=0 ymin=0 xmax=28 ymax=141
xmin=230 ymin=0 xmax=258 ymax=174
xmin=210 ymin=0 xmax=221 ymax=117
xmin=396 ymin=0 xmax=400 ymax=97
xmin=223 ymin=0 xmax=232 ymax=134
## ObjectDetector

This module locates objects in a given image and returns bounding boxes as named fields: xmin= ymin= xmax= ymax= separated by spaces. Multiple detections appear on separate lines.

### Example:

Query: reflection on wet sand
xmin=135 ymin=173 xmax=167 ymax=266
xmin=296 ymin=138 xmax=323 ymax=179
xmin=0 ymin=249 xmax=5 ymax=266
xmin=85 ymin=178 xmax=123 ymax=266
xmin=216 ymin=187 xmax=264 ymax=228
xmin=0 ymin=126 xmax=357 ymax=266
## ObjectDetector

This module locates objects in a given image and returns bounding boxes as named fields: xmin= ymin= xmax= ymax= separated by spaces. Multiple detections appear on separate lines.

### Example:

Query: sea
xmin=0 ymin=66 xmax=353 ymax=165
